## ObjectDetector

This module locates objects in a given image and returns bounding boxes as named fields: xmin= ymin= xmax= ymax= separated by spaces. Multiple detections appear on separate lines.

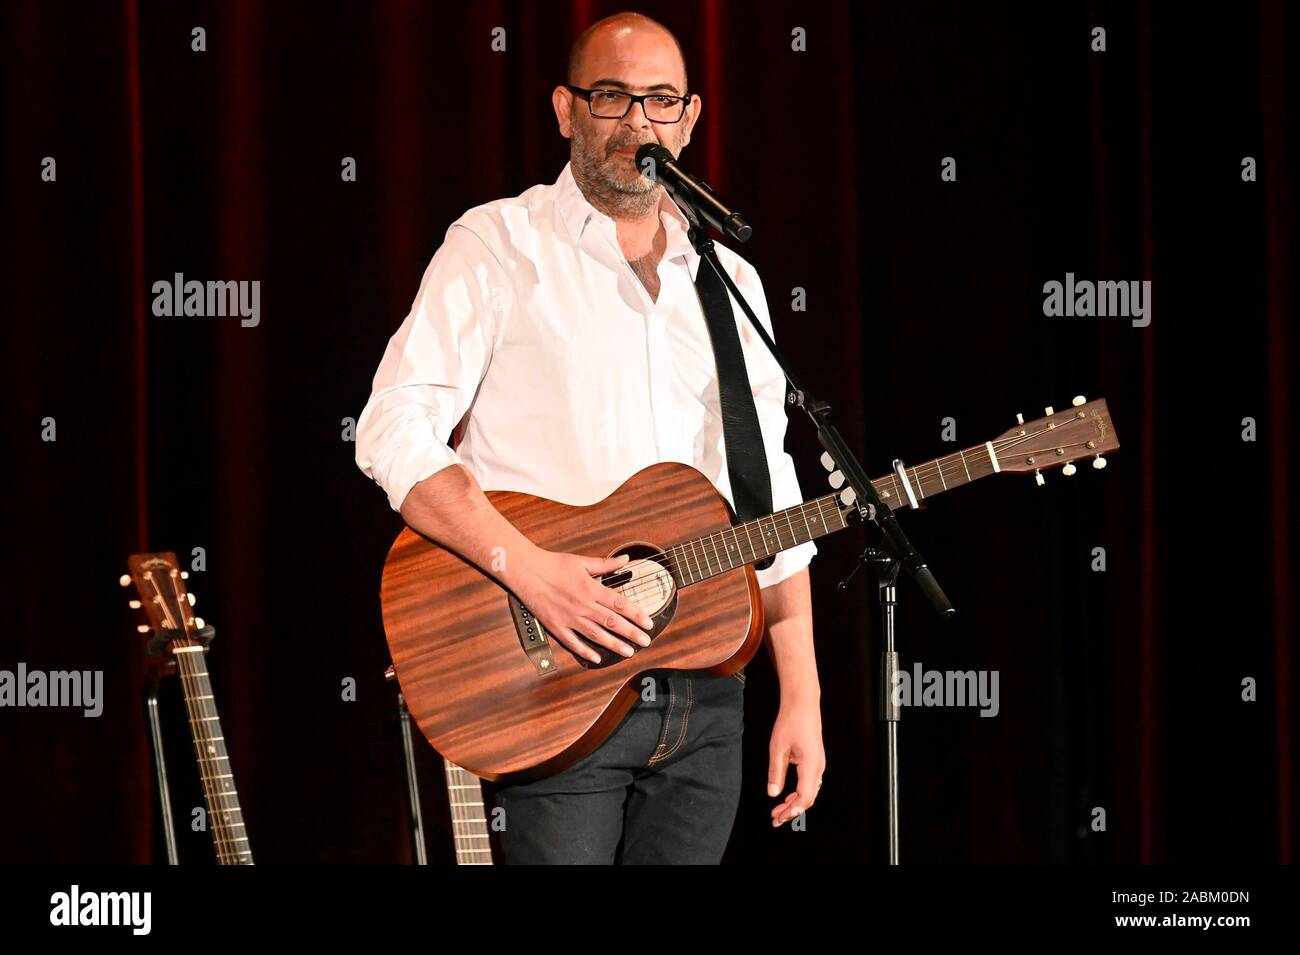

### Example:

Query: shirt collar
xmin=555 ymin=161 xmax=699 ymax=271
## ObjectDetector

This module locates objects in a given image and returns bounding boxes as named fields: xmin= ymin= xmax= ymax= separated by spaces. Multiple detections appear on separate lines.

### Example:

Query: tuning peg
xmin=137 ymin=624 xmax=150 ymax=634
xmin=1015 ymin=413 xmax=1024 ymax=425
xmin=1034 ymin=470 xmax=1045 ymax=486
xmin=1072 ymin=395 xmax=1086 ymax=407
xmin=119 ymin=574 xmax=132 ymax=587
xmin=828 ymin=470 xmax=845 ymax=489
xmin=128 ymin=599 xmax=142 ymax=609
xmin=820 ymin=451 xmax=836 ymax=471
xmin=187 ymin=593 xmax=196 ymax=606
xmin=180 ymin=571 xmax=189 ymax=580
xmin=1044 ymin=405 xmax=1055 ymax=416
xmin=1062 ymin=463 xmax=1077 ymax=476
xmin=193 ymin=616 xmax=205 ymax=630
xmin=1092 ymin=456 xmax=1107 ymax=470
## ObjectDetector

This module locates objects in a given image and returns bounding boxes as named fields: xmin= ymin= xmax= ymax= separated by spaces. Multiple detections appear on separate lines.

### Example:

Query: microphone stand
xmin=672 ymin=186 xmax=956 ymax=865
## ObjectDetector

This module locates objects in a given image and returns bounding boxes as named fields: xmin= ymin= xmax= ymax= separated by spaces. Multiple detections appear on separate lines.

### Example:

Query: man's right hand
xmin=505 ymin=548 xmax=654 ymax=664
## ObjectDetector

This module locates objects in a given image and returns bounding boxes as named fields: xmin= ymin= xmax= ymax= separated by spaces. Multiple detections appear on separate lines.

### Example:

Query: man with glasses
xmin=356 ymin=11 xmax=824 ymax=864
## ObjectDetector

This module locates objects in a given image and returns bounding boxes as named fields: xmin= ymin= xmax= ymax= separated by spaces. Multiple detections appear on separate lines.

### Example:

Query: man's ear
xmin=681 ymin=94 xmax=702 ymax=149
xmin=552 ymin=86 xmax=574 ymax=139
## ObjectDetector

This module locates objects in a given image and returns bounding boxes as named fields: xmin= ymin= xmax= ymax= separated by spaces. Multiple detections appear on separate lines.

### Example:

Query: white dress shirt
xmin=355 ymin=162 xmax=816 ymax=589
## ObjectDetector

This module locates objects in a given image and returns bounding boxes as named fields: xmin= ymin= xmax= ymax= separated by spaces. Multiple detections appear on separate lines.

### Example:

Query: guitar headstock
xmin=990 ymin=396 xmax=1120 ymax=483
xmin=121 ymin=552 xmax=205 ymax=652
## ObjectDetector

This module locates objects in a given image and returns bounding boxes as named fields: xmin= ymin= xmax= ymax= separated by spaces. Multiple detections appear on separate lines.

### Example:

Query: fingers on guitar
xmin=557 ymin=627 xmax=604 ymax=664
xmin=602 ymin=610 xmax=651 ymax=648
xmin=594 ymin=586 xmax=654 ymax=634
xmin=574 ymin=617 xmax=636 ymax=658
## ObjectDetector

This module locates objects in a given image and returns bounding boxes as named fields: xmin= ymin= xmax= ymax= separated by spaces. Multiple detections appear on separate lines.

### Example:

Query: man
xmin=356 ymin=11 xmax=824 ymax=864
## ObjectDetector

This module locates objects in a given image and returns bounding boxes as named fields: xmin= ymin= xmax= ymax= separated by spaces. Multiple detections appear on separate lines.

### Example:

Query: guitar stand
xmin=387 ymin=666 xmax=429 ymax=864
xmin=145 ymin=681 xmax=179 ymax=865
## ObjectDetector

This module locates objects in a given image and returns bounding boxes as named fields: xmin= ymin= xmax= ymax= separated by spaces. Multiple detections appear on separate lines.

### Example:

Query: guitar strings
xmin=149 ymin=570 xmax=241 ymax=864
xmin=174 ymin=641 xmax=241 ymax=863
xmin=601 ymin=422 xmax=1087 ymax=587
xmin=602 ymin=497 xmax=840 ymax=606
xmin=598 ymin=425 xmax=1097 ymax=607
xmin=163 ymin=573 xmax=244 ymax=864
xmin=444 ymin=760 xmax=489 ymax=865
xmin=175 ymin=648 xmax=241 ymax=864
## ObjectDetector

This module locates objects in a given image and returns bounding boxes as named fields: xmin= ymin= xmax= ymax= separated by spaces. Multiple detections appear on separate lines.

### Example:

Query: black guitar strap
xmin=693 ymin=253 xmax=776 ymax=572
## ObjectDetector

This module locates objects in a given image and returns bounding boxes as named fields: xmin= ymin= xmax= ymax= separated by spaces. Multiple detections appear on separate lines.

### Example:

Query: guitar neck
xmin=668 ymin=441 xmax=1001 ymax=585
xmin=443 ymin=759 xmax=493 ymax=865
xmin=172 ymin=642 xmax=253 ymax=865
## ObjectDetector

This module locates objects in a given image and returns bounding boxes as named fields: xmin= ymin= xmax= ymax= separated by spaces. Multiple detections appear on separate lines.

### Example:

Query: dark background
xmin=1 ymin=0 xmax=1294 ymax=864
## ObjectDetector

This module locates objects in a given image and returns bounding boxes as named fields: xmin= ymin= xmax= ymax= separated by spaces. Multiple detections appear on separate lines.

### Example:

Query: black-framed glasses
xmin=565 ymin=85 xmax=690 ymax=124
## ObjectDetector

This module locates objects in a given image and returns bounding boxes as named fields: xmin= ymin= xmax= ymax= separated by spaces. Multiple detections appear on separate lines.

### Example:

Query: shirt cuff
xmin=355 ymin=402 xmax=466 ymax=513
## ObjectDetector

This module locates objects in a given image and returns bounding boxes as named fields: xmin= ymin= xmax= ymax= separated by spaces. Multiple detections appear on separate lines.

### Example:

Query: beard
xmin=569 ymin=118 xmax=684 ymax=220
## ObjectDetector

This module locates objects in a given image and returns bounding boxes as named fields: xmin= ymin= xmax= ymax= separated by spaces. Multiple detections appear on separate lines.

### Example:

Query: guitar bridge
xmin=509 ymin=594 xmax=556 ymax=676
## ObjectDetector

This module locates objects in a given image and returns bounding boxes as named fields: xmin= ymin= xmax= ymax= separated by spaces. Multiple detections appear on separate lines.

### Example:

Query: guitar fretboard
xmin=172 ymin=642 xmax=253 ymax=865
xmin=443 ymin=759 xmax=493 ymax=865
xmin=665 ymin=441 xmax=1001 ymax=584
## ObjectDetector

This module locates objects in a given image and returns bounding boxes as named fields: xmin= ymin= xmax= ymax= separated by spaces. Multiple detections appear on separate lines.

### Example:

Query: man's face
xmin=554 ymin=26 xmax=701 ymax=211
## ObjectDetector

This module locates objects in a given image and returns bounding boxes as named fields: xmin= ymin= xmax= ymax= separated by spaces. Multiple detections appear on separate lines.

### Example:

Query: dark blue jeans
xmin=488 ymin=670 xmax=746 ymax=864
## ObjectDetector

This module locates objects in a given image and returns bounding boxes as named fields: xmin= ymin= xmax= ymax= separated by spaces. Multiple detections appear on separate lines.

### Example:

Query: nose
xmin=622 ymin=99 xmax=652 ymax=132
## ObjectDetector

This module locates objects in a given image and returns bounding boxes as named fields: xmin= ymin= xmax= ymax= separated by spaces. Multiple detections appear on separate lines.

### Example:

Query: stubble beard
xmin=570 ymin=117 xmax=684 ymax=221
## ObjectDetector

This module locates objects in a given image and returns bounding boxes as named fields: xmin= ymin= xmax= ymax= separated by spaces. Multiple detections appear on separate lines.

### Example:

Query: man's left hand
xmin=767 ymin=700 xmax=825 ymax=827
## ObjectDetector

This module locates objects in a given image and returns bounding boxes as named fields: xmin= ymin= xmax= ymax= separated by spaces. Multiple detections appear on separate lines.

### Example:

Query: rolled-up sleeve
xmin=730 ymin=260 xmax=818 ymax=590
xmin=355 ymin=223 xmax=509 ymax=512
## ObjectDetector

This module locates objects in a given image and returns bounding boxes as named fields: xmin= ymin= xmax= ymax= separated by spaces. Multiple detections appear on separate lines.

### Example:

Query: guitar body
xmin=381 ymin=462 xmax=764 ymax=783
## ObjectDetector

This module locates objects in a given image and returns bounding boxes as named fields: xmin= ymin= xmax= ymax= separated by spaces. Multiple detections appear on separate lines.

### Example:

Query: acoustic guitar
xmin=381 ymin=397 xmax=1119 ymax=783
xmin=124 ymin=552 xmax=253 ymax=865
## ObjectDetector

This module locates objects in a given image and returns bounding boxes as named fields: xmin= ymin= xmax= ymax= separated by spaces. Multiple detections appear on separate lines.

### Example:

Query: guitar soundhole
xmin=576 ymin=542 xmax=677 ymax=670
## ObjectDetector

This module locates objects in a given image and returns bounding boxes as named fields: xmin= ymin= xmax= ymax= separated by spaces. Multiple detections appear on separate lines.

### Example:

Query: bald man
xmin=356 ymin=12 xmax=825 ymax=864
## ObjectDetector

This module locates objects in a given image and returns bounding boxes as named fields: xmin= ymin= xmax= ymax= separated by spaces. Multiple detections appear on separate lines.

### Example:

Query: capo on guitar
xmin=146 ymin=625 xmax=216 ymax=657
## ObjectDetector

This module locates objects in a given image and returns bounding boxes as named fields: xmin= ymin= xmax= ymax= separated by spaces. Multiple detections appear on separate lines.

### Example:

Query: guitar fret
xmin=673 ymin=544 xmax=692 ymax=584
xmin=689 ymin=539 xmax=705 ymax=579
xmin=666 ymin=440 xmax=1014 ymax=586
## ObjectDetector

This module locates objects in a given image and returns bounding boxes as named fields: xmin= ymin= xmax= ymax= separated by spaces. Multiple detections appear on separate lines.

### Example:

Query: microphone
xmin=634 ymin=143 xmax=752 ymax=243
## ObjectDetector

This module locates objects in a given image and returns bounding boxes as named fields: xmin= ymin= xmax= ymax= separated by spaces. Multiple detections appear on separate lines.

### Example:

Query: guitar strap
xmin=693 ymin=253 xmax=776 ymax=572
